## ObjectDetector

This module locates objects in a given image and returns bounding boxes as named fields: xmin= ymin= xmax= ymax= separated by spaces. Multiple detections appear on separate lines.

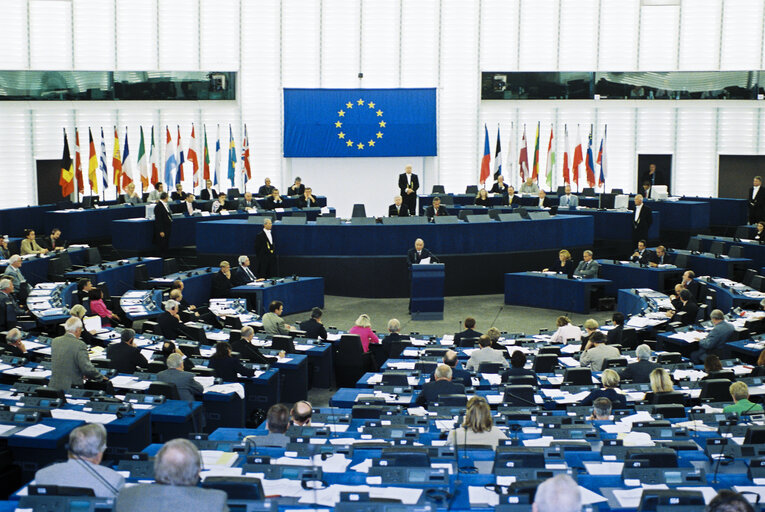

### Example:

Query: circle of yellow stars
xmin=335 ymin=98 xmax=385 ymax=151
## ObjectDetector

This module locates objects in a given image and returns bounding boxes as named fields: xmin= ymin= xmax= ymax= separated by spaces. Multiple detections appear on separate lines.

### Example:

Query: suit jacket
xmin=20 ymin=239 xmax=45 ymax=255
xmin=171 ymin=191 xmax=187 ymax=201
xmin=466 ymin=347 xmax=509 ymax=372
xmin=288 ymin=184 xmax=305 ymax=196
xmin=39 ymin=236 xmax=62 ymax=251
xmin=501 ymin=366 xmax=536 ymax=383
xmin=264 ymin=196 xmax=284 ymax=210
xmin=231 ymin=266 xmax=257 ymax=287
xmin=415 ymin=379 xmax=466 ymax=408
xmin=553 ymin=259 xmax=574 ymax=278
xmin=35 ymin=459 xmax=125 ymax=498
xmin=672 ymin=300 xmax=699 ymax=326
xmin=407 ymin=248 xmax=438 ymax=266
xmin=573 ymin=259 xmax=599 ymax=278
xmin=684 ymin=280 xmax=700 ymax=301
xmin=424 ymin=205 xmax=448 ymax=220
xmin=558 ymin=194 xmax=579 ymax=208
xmin=210 ymin=271 xmax=233 ymax=299
xmin=579 ymin=387 xmax=626 ymax=409
xmin=489 ymin=183 xmax=508 ymax=194
xmin=262 ymin=312 xmax=289 ymax=335
xmin=619 ymin=359 xmax=659 ymax=383
xmin=388 ymin=203 xmax=410 ymax=217
xmin=200 ymin=188 xmax=218 ymax=201
xmin=299 ymin=318 xmax=327 ymax=340
xmin=257 ymin=185 xmax=274 ymax=196
xmin=114 ymin=483 xmax=227 ymax=512
xmin=579 ymin=343 xmax=621 ymax=371
xmin=0 ymin=342 xmax=23 ymax=357
xmin=254 ymin=231 xmax=275 ymax=278
xmin=606 ymin=325 xmax=624 ymax=345
xmin=505 ymin=194 xmax=518 ymax=206
xmin=454 ymin=328 xmax=482 ymax=346
xmin=296 ymin=195 xmax=317 ymax=209
xmin=699 ymin=321 xmax=735 ymax=352
xmin=209 ymin=356 xmax=254 ymax=382
xmin=238 ymin=198 xmax=258 ymax=210
xmin=157 ymin=311 xmax=189 ymax=340
xmin=231 ymin=338 xmax=276 ymax=364
xmin=535 ymin=197 xmax=552 ymax=208
xmin=107 ymin=342 xmax=148 ymax=374
xmin=475 ymin=197 xmax=491 ymax=207
xmin=156 ymin=368 xmax=203 ymax=401
xmin=49 ymin=333 xmax=102 ymax=390
xmin=153 ymin=202 xmax=173 ymax=238
xmin=398 ymin=173 xmax=419 ymax=196
xmin=749 ymin=186 xmax=765 ymax=222
xmin=630 ymin=249 xmax=651 ymax=265
xmin=631 ymin=204 xmax=653 ymax=239
xmin=647 ymin=250 xmax=668 ymax=266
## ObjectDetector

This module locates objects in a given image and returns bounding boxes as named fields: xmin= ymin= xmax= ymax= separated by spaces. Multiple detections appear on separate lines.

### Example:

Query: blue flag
xmin=284 ymin=88 xmax=437 ymax=157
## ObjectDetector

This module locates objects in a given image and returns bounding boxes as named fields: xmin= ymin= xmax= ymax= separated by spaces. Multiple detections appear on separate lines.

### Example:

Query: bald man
xmin=407 ymin=238 xmax=439 ymax=266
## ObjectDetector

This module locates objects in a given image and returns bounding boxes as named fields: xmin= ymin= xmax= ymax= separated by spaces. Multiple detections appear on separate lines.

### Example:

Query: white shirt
xmin=634 ymin=204 xmax=643 ymax=222
xmin=538 ymin=198 xmax=545 ymax=207
xmin=264 ymin=229 xmax=273 ymax=244
xmin=754 ymin=185 xmax=761 ymax=200
xmin=186 ymin=202 xmax=194 ymax=215
xmin=406 ymin=173 xmax=412 ymax=185
xmin=550 ymin=323 xmax=584 ymax=344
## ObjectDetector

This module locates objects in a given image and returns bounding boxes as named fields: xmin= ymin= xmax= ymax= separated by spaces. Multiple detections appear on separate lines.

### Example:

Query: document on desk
xmin=583 ymin=461 xmax=624 ymax=475
xmin=557 ymin=391 xmax=591 ymax=404
xmin=481 ymin=373 xmax=502 ymax=386
xmin=4 ymin=367 xmax=51 ymax=378
xmin=0 ymin=424 xmax=17 ymax=436
xmin=559 ymin=357 xmax=580 ymax=367
xmin=613 ymin=485 xmax=669 ymax=508
xmin=110 ymin=376 xmax=151 ymax=391
xmin=51 ymin=409 xmax=117 ymax=424
xmin=420 ymin=257 xmax=431 ymax=264
xmin=206 ymin=383 xmax=245 ymax=399
xmin=668 ymin=331 xmax=706 ymax=343
xmin=469 ymin=486 xmax=499 ymax=506
xmin=15 ymin=424 xmax=55 ymax=437
xmin=205 ymin=332 xmax=229 ymax=342
xmin=201 ymin=450 xmax=238 ymax=467
xmin=387 ymin=361 xmax=416 ymax=370
xmin=194 ymin=376 xmax=216 ymax=388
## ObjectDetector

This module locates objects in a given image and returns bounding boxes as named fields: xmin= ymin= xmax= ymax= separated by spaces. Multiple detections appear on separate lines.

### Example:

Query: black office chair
xmin=673 ymin=253 xmax=688 ymax=268
xmin=148 ymin=381 xmax=180 ymax=400
xmin=728 ymin=245 xmax=743 ymax=259
xmin=582 ymin=187 xmax=595 ymax=196
xmin=351 ymin=204 xmax=367 ymax=218
xmin=505 ymin=375 xmax=537 ymax=387
xmin=380 ymin=447 xmax=431 ymax=467
xmin=752 ymin=275 xmax=765 ymax=292
xmin=134 ymin=264 xmax=150 ymax=289
xmin=163 ymin=258 xmax=179 ymax=275
xmin=503 ymin=385 xmax=535 ymax=406
xmin=335 ymin=335 xmax=373 ymax=388
xmin=414 ymin=362 xmax=438 ymax=375
xmin=201 ymin=476 xmax=264 ymax=501
xmin=696 ymin=304 xmax=708 ymax=323
xmin=228 ymin=329 xmax=241 ymax=345
xmin=478 ymin=362 xmax=504 ymax=374
xmin=556 ymin=186 xmax=566 ymax=195
xmin=532 ymin=354 xmax=558 ymax=373
xmin=743 ymin=269 xmax=758 ymax=287
xmin=458 ymin=337 xmax=479 ymax=348
xmin=271 ymin=335 xmax=295 ymax=354
xmin=709 ymin=241 xmax=724 ymax=256
xmin=381 ymin=372 xmax=408 ymax=386
xmin=457 ymin=210 xmax=470 ymax=221
xmin=657 ymin=352 xmax=681 ymax=364
xmin=434 ymin=394 xmax=468 ymax=407
xmin=700 ymin=378 xmax=732 ymax=402
xmin=46 ymin=257 xmax=66 ymax=281
xmin=86 ymin=247 xmax=102 ymax=266
xmin=465 ymin=185 xmax=479 ymax=195
xmin=686 ymin=238 xmax=701 ymax=252
xmin=705 ymin=370 xmax=735 ymax=381
xmin=735 ymin=226 xmax=752 ymax=239
xmin=620 ymin=327 xmax=638 ymax=350
xmin=224 ymin=316 xmax=243 ymax=329
xmin=563 ymin=367 xmax=592 ymax=385
xmin=611 ymin=188 xmax=624 ymax=195
xmin=650 ymin=404 xmax=686 ymax=419
xmin=488 ymin=209 xmax=501 ymax=221
xmin=652 ymin=391 xmax=686 ymax=405
xmin=604 ymin=357 xmax=627 ymax=369
xmin=142 ymin=321 xmax=159 ymax=335
xmin=431 ymin=185 xmax=445 ymax=194
xmin=226 ymin=188 xmax=241 ymax=199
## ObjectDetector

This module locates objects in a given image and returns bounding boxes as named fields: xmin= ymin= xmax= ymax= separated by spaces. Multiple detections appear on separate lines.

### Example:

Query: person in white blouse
xmin=549 ymin=316 xmax=583 ymax=345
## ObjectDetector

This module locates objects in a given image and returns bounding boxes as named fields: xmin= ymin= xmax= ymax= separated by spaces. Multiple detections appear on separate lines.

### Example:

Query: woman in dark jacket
xmin=209 ymin=342 xmax=255 ymax=382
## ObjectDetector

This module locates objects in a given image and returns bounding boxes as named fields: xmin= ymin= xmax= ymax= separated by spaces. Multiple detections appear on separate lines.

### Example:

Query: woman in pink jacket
xmin=349 ymin=314 xmax=380 ymax=352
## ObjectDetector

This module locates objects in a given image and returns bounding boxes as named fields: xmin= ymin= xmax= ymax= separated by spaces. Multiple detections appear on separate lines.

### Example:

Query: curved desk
xmin=504 ymin=272 xmax=611 ymax=314
xmin=44 ymin=205 xmax=147 ymax=242
xmin=196 ymin=215 xmax=594 ymax=297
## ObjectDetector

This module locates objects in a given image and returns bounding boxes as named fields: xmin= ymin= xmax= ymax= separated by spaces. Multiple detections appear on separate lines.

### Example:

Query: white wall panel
xmin=675 ymin=108 xmax=716 ymax=196
xmin=117 ymin=0 xmax=157 ymax=70
xmin=29 ymin=0 xmax=71 ymax=70
xmin=679 ymin=0 xmax=721 ymax=70
xmin=200 ymin=0 xmax=239 ymax=71
xmin=0 ymin=0 xmax=28 ymax=70
xmin=558 ymin=0 xmax=597 ymax=71
xmin=159 ymin=0 xmax=198 ymax=71
xmin=599 ymin=0 xmax=639 ymax=70
xmin=0 ymin=109 xmax=34 ymax=206
xmin=639 ymin=6 xmax=679 ymax=71
xmin=518 ymin=0 xmax=557 ymax=70
xmin=480 ymin=0 xmax=519 ymax=71
xmin=74 ymin=0 xmax=115 ymax=70
xmin=321 ymin=0 xmax=360 ymax=88
xmin=721 ymin=0 xmax=763 ymax=70
xmin=282 ymin=0 xmax=320 ymax=88
xmin=360 ymin=0 xmax=399 ymax=87
xmin=400 ymin=0 xmax=438 ymax=87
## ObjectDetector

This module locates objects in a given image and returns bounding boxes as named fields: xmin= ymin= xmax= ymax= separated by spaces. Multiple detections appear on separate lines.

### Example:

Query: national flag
xmin=228 ymin=125 xmax=237 ymax=186
xmin=138 ymin=127 xmax=148 ymax=190
xmin=59 ymin=130 xmax=74 ymax=197
xmin=99 ymin=128 xmax=108 ymax=192
xmin=214 ymin=125 xmax=221 ymax=186
xmin=149 ymin=126 xmax=159 ymax=185
xmin=203 ymin=125 xmax=211 ymax=182
xmin=88 ymin=128 xmax=98 ymax=194
xmin=479 ymin=124 xmax=491 ymax=184
xmin=188 ymin=124 xmax=200 ymax=188
xmin=531 ymin=122 xmax=540 ymax=181
xmin=176 ymin=125 xmax=185 ymax=184
xmin=241 ymin=125 xmax=251 ymax=184
xmin=164 ymin=126 xmax=178 ymax=187
xmin=112 ymin=127 xmax=122 ymax=191
xmin=518 ymin=125 xmax=529 ymax=182
xmin=545 ymin=126 xmax=555 ymax=190
xmin=121 ymin=127 xmax=133 ymax=190
xmin=572 ymin=125 xmax=583 ymax=189
xmin=562 ymin=125 xmax=570 ymax=185
xmin=597 ymin=126 xmax=608 ymax=188
xmin=493 ymin=125 xmax=502 ymax=181
xmin=74 ymin=128 xmax=84 ymax=194
xmin=585 ymin=127 xmax=596 ymax=188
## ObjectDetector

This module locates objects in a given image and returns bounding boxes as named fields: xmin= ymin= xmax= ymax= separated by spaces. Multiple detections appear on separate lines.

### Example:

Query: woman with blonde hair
xmin=349 ymin=314 xmax=380 ymax=352
xmin=644 ymin=368 xmax=681 ymax=404
xmin=579 ymin=369 xmax=626 ymax=409
xmin=543 ymin=249 xmax=574 ymax=278
xmin=447 ymin=396 xmax=507 ymax=449
xmin=474 ymin=188 xmax=491 ymax=207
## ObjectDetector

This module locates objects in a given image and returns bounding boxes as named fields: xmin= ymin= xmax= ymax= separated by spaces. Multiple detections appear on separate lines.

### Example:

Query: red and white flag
xmin=572 ymin=125 xmax=583 ymax=190
xmin=188 ymin=124 xmax=200 ymax=188
xmin=562 ymin=124 xmax=570 ymax=185
xmin=518 ymin=125 xmax=529 ymax=182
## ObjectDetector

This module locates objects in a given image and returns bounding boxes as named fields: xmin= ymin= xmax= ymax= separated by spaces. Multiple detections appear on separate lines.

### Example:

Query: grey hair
xmin=583 ymin=250 xmax=593 ymax=257
xmin=64 ymin=317 xmax=83 ymax=334
xmin=6 ymin=328 xmax=21 ymax=343
xmin=434 ymin=364 xmax=453 ymax=380
xmin=121 ymin=328 xmax=135 ymax=344
xmin=0 ymin=279 xmax=10 ymax=290
xmin=69 ymin=304 xmax=87 ymax=318
xmin=593 ymin=397 xmax=612 ymax=419
xmin=533 ymin=474 xmax=582 ymax=512
xmin=710 ymin=309 xmax=724 ymax=321
xmin=154 ymin=438 xmax=202 ymax=486
xmin=8 ymin=255 xmax=20 ymax=265
xmin=166 ymin=353 xmax=184 ymax=369
xmin=237 ymin=255 xmax=249 ymax=265
xmin=241 ymin=325 xmax=254 ymax=338
xmin=164 ymin=299 xmax=179 ymax=311
xmin=387 ymin=318 xmax=400 ymax=333
xmin=69 ymin=423 xmax=107 ymax=458
xmin=635 ymin=344 xmax=652 ymax=361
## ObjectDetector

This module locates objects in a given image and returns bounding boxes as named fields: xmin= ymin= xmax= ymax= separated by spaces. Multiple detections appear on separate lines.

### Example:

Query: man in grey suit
xmin=690 ymin=309 xmax=736 ymax=365
xmin=115 ymin=438 xmax=227 ymax=512
xmin=35 ymin=423 xmax=124 ymax=498
xmin=262 ymin=300 xmax=292 ymax=335
xmin=156 ymin=353 xmax=203 ymax=402
xmin=3 ymin=255 xmax=30 ymax=303
xmin=558 ymin=185 xmax=579 ymax=209
xmin=573 ymin=250 xmax=600 ymax=278
xmin=49 ymin=317 xmax=104 ymax=390
xmin=465 ymin=336 xmax=509 ymax=372
xmin=245 ymin=403 xmax=290 ymax=448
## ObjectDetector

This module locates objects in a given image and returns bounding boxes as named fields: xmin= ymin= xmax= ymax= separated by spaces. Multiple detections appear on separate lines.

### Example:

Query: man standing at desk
xmin=749 ymin=175 xmax=765 ymax=224
xmin=408 ymin=238 xmax=438 ymax=266
xmin=630 ymin=194 xmax=652 ymax=246
xmin=558 ymin=185 xmax=578 ymax=209
xmin=388 ymin=195 xmax=410 ymax=217
xmin=49 ymin=317 xmax=104 ymax=390
xmin=424 ymin=196 xmax=448 ymax=221
xmin=573 ymin=250 xmax=599 ymax=278
xmin=398 ymin=164 xmax=419 ymax=217
xmin=255 ymin=218 xmax=276 ymax=278
xmin=690 ymin=309 xmax=735 ymax=364
xmin=153 ymin=192 xmax=172 ymax=256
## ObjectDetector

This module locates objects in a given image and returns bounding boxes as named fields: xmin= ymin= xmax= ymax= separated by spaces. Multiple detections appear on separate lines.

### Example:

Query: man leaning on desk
xmin=690 ymin=309 xmax=735 ymax=365
xmin=573 ymin=250 xmax=599 ymax=278
xmin=49 ymin=317 xmax=105 ymax=391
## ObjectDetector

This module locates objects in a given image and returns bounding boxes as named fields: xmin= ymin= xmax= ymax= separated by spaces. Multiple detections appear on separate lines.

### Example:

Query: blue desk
xmin=727 ymin=339 xmax=762 ymax=362
xmin=682 ymin=197 xmax=748 ymax=228
xmin=240 ymin=368 xmax=280 ymax=417
xmin=417 ymin=193 xmax=509 ymax=214
xmin=670 ymin=250 xmax=751 ymax=279
xmin=66 ymin=257 xmax=163 ymax=296
xmin=231 ymin=277 xmax=324 ymax=316
xmin=120 ymin=289 xmax=164 ymax=320
xmin=27 ymin=282 xmax=77 ymax=325
xmin=5 ymin=418 xmax=82 ymax=480
xmin=504 ymin=272 xmax=611 ymax=314
xmin=695 ymin=234 xmax=765 ymax=269
xmin=562 ymin=209 xmax=661 ymax=242
xmin=112 ymin=213 xmax=248 ymax=252
xmin=617 ymin=289 xmax=648 ymax=316
xmin=330 ymin=387 xmax=417 ymax=408
xmin=697 ymin=278 xmax=762 ymax=313
xmin=597 ymin=260 xmax=684 ymax=296
xmin=149 ymin=399 xmax=206 ymax=443
xmin=148 ymin=267 xmax=219 ymax=307
xmin=580 ymin=198 xmax=711 ymax=232
xmin=0 ymin=204 xmax=59 ymax=237
xmin=0 ymin=248 xmax=88 ymax=287
xmin=273 ymin=353 xmax=309 ymax=403
xmin=44 ymin=205 xmax=146 ymax=242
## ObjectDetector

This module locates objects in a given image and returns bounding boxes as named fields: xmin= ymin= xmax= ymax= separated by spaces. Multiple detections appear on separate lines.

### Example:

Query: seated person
xmin=446 ymin=396 xmax=507 ymax=449
xmin=550 ymin=315 xmax=583 ymax=345
xmin=171 ymin=183 xmax=187 ymax=201
xmin=690 ymin=309 xmax=734 ymax=364
xmin=558 ymin=185 xmax=579 ymax=208
xmin=121 ymin=182 xmax=141 ymax=205
xmin=232 ymin=255 xmax=257 ymax=286
xmin=643 ymin=368 xmax=678 ymax=404
xmin=349 ymin=314 xmax=380 ymax=352
xmin=257 ymin=177 xmax=274 ymax=197
xmin=20 ymin=229 xmax=48 ymax=255
xmin=35 ymin=423 xmax=124 ymax=498
xmin=665 ymin=289 xmax=699 ymax=326
xmin=519 ymin=177 xmax=539 ymax=194
xmin=245 ymin=404 xmax=290 ymax=448
xmin=474 ymin=188 xmax=491 ymax=206
xmin=489 ymin=175 xmax=508 ymax=195
xmin=76 ymin=278 xmax=94 ymax=304
xmin=573 ymin=250 xmax=599 ymax=278
xmin=157 ymin=299 xmax=194 ymax=340
xmin=505 ymin=186 xmax=518 ymax=206
xmin=39 ymin=228 xmax=64 ymax=252
xmin=682 ymin=270 xmax=700 ymax=299
xmin=182 ymin=194 xmax=197 ymax=215
xmin=161 ymin=340 xmax=194 ymax=372
xmin=210 ymin=261 xmax=233 ymax=298
xmin=200 ymin=179 xmax=218 ymax=201
xmin=486 ymin=327 xmax=503 ymax=350
xmin=606 ymin=312 xmax=625 ymax=345
xmin=264 ymin=189 xmax=284 ymax=210
xmin=454 ymin=316 xmax=482 ymax=345
xmin=701 ymin=354 xmax=733 ymax=380
xmin=231 ymin=326 xmax=281 ymax=364
xmin=424 ymin=196 xmax=448 ymax=221
xmin=209 ymin=341 xmax=255 ymax=381
xmin=157 ymin=353 xmax=203 ymax=402
xmin=238 ymin=191 xmax=258 ymax=210
xmin=288 ymin=177 xmax=305 ymax=196
xmin=669 ymin=283 xmax=686 ymax=310
xmin=590 ymin=397 xmax=612 ymax=421
xmin=543 ymin=249 xmax=574 ymax=278
xmin=533 ymin=474 xmax=582 ymax=512
xmin=147 ymin=182 xmax=164 ymax=203
xmin=750 ymin=349 xmax=765 ymax=377
xmin=536 ymin=189 xmax=551 ymax=208
xmin=620 ymin=344 xmax=659 ymax=383
xmin=756 ymin=221 xmax=765 ymax=242
xmin=291 ymin=400 xmax=313 ymax=426
xmin=415 ymin=364 xmax=466 ymax=408
xmin=723 ymin=381 xmax=764 ymax=415
xmin=262 ymin=300 xmax=292 ymax=335
xmin=466 ymin=335 xmax=509 ymax=372
xmin=69 ymin=304 xmax=99 ymax=347
xmin=579 ymin=369 xmax=626 ymax=409
xmin=630 ymin=240 xmax=650 ymax=265
xmin=211 ymin=192 xmax=227 ymax=213
xmin=296 ymin=187 xmax=317 ymax=208
xmin=88 ymin=288 xmax=121 ymax=327
xmin=0 ymin=328 xmax=26 ymax=356
xmin=501 ymin=350 xmax=536 ymax=382
xmin=579 ymin=318 xmax=599 ymax=351
xmin=0 ymin=237 xmax=9 ymax=260
xmin=440 ymin=349 xmax=471 ymax=388
xmin=300 ymin=307 xmax=327 ymax=340
xmin=106 ymin=329 xmax=148 ymax=374
xmin=707 ymin=490 xmax=756 ymax=512
xmin=647 ymin=245 xmax=669 ymax=266
xmin=579 ymin=332 xmax=620 ymax=371
xmin=388 ymin=195 xmax=410 ymax=217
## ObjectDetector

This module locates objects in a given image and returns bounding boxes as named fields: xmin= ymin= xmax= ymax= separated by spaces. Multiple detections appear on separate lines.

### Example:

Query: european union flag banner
xmin=284 ymin=88 xmax=437 ymax=157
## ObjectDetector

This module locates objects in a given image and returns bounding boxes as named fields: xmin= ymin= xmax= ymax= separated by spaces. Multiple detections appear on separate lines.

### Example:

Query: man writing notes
xmin=408 ymin=238 xmax=438 ymax=266
xmin=631 ymin=194 xmax=652 ymax=247
xmin=398 ymin=164 xmax=419 ymax=216
xmin=749 ymin=175 xmax=765 ymax=224
xmin=255 ymin=218 xmax=276 ymax=278
xmin=573 ymin=250 xmax=599 ymax=278
xmin=388 ymin=196 xmax=410 ymax=217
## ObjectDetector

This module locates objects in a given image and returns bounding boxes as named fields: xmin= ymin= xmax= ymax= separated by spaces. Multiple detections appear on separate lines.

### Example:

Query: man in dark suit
xmin=489 ymin=175 xmax=508 ymax=195
xmin=647 ymin=245 xmax=668 ymax=267
xmin=200 ymin=179 xmax=217 ymax=201
xmin=257 ymin=177 xmax=274 ymax=197
xmin=501 ymin=350 xmax=536 ymax=383
xmin=157 ymin=300 xmax=195 ymax=340
xmin=0 ymin=279 xmax=25 ymax=330
xmin=0 ymin=328 xmax=26 ymax=356
xmin=454 ymin=317 xmax=482 ymax=346
xmin=287 ymin=178 xmax=305 ymax=197
xmin=398 ymin=165 xmax=419 ymax=216
xmin=630 ymin=194 xmax=652 ymax=247
xmin=415 ymin=364 xmax=465 ymax=408
xmin=442 ymin=349 xmax=471 ymax=387
xmin=640 ymin=163 xmax=668 ymax=194
xmin=153 ymin=192 xmax=173 ymax=256
xmin=182 ymin=194 xmax=196 ymax=216
xmin=388 ymin=196 xmax=410 ymax=217
xmin=667 ymin=289 xmax=699 ymax=325
xmin=296 ymin=187 xmax=317 ymax=209
xmin=156 ymin=353 xmax=203 ymax=401
xmin=749 ymin=175 xmax=765 ymax=224
xmin=171 ymin=183 xmax=187 ymax=201
xmin=606 ymin=312 xmax=625 ymax=345
xmin=682 ymin=270 xmax=700 ymax=300
xmin=238 ymin=191 xmax=258 ymax=210
xmin=232 ymin=255 xmax=257 ymax=286
xmin=407 ymin=238 xmax=438 ymax=266
xmin=39 ymin=228 xmax=64 ymax=251
xmin=424 ymin=197 xmax=448 ymax=221
xmin=210 ymin=261 xmax=233 ymax=298
xmin=107 ymin=329 xmax=148 ymax=374
xmin=231 ymin=326 xmax=278 ymax=364
xmin=536 ymin=190 xmax=552 ymax=208
xmin=299 ymin=307 xmax=327 ymax=340
xmin=620 ymin=344 xmax=659 ymax=383
xmin=630 ymin=240 xmax=651 ymax=265
xmin=263 ymin=189 xmax=283 ymax=210
xmin=254 ymin=218 xmax=276 ymax=278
